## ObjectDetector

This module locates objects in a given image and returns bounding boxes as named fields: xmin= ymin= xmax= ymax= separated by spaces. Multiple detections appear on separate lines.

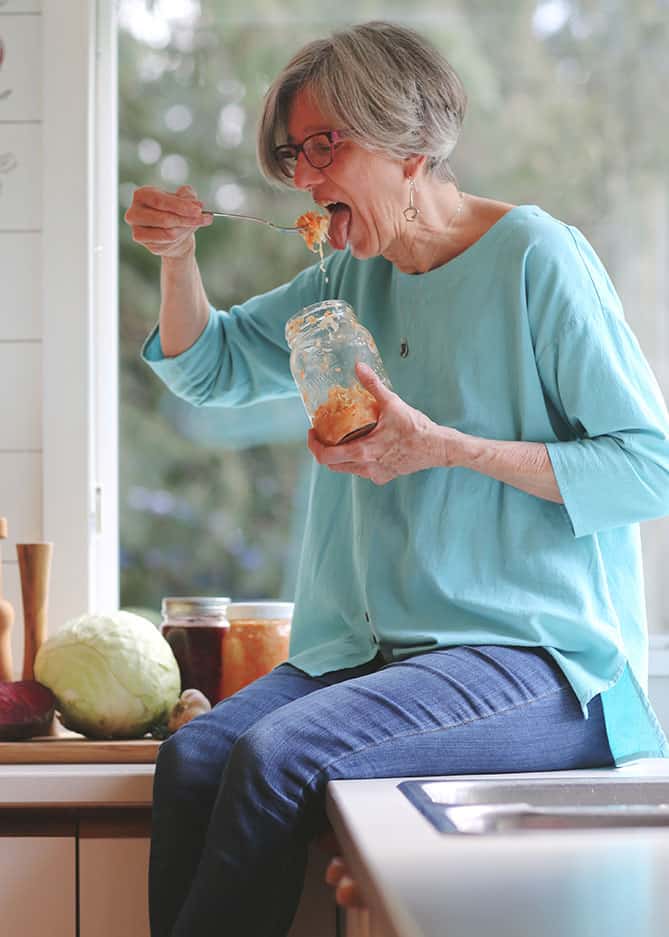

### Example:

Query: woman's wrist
xmin=159 ymin=246 xmax=210 ymax=358
xmin=161 ymin=241 xmax=196 ymax=273
xmin=432 ymin=423 xmax=468 ymax=469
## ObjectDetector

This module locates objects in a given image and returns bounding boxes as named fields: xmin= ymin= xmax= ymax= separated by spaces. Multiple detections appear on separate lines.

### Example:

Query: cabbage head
xmin=34 ymin=611 xmax=181 ymax=739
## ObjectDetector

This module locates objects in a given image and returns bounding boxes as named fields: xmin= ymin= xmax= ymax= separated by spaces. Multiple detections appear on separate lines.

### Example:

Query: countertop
xmin=0 ymin=761 xmax=156 ymax=807
xmin=4 ymin=752 xmax=669 ymax=936
xmin=0 ymin=729 xmax=160 ymax=806
xmin=326 ymin=760 xmax=669 ymax=937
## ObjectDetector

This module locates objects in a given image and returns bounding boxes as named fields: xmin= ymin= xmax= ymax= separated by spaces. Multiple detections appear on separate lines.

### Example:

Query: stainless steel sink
xmin=398 ymin=777 xmax=669 ymax=834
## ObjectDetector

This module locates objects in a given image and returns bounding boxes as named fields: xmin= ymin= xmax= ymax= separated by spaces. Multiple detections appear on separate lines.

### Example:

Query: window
xmin=118 ymin=1 xmax=669 ymax=632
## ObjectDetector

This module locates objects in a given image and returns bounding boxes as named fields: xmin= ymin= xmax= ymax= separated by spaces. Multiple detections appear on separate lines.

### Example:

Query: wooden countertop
xmin=0 ymin=736 xmax=161 ymax=765
xmin=0 ymin=718 xmax=161 ymax=765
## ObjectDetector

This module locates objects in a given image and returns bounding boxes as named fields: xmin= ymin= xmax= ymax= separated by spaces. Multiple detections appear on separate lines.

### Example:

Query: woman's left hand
xmin=308 ymin=363 xmax=460 ymax=484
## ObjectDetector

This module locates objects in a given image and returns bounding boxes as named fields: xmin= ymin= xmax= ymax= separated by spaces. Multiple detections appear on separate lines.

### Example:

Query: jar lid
xmin=225 ymin=601 xmax=294 ymax=621
xmin=162 ymin=596 xmax=231 ymax=622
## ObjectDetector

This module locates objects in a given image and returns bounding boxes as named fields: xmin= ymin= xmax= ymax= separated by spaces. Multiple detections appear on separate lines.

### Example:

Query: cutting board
xmin=0 ymin=731 xmax=161 ymax=764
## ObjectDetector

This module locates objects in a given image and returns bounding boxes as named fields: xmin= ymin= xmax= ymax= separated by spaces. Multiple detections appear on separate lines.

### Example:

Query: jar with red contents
xmin=222 ymin=602 xmax=293 ymax=698
xmin=160 ymin=597 xmax=230 ymax=706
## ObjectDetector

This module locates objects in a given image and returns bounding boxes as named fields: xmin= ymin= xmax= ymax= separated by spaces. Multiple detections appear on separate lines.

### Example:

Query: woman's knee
xmin=154 ymin=715 xmax=236 ymax=805
xmin=226 ymin=720 xmax=309 ymax=807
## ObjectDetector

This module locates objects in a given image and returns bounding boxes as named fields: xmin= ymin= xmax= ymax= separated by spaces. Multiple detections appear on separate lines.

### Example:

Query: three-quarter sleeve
xmin=528 ymin=225 xmax=669 ymax=538
xmin=141 ymin=257 xmax=330 ymax=407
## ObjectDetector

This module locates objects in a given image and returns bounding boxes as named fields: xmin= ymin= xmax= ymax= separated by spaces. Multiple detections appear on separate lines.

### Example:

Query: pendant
xmin=400 ymin=338 xmax=409 ymax=358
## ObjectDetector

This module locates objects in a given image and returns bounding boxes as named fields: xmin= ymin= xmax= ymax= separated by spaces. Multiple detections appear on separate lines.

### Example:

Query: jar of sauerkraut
xmin=222 ymin=602 xmax=293 ymax=698
xmin=285 ymin=301 xmax=391 ymax=446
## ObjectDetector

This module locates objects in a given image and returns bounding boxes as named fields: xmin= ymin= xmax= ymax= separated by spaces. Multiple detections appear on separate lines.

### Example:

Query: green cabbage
xmin=34 ymin=611 xmax=181 ymax=739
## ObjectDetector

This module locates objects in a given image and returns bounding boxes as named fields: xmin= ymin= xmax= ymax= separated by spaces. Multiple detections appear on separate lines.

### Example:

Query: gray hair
xmin=257 ymin=21 xmax=467 ymax=186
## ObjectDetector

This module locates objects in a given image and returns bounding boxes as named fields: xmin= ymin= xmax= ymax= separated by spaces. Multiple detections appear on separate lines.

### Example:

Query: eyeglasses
xmin=273 ymin=130 xmax=346 ymax=178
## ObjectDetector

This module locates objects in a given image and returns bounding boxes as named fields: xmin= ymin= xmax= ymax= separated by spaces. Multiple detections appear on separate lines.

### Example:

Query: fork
xmin=202 ymin=209 xmax=306 ymax=233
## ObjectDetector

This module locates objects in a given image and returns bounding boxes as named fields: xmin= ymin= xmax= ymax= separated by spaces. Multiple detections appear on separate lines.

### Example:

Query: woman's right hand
xmin=325 ymin=856 xmax=367 ymax=909
xmin=124 ymin=184 xmax=213 ymax=259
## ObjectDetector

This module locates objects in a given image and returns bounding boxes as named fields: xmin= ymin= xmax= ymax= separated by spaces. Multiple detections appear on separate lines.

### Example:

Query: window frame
xmin=42 ymin=0 xmax=118 ymax=629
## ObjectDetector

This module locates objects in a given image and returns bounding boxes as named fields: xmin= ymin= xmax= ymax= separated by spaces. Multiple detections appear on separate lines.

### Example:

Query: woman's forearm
xmin=310 ymin=366 xmax=566 ymax=500
xmin=447 ymin=431 xmax=563 ymax=503
xmin=159 ymin=248 xmax=211 ymax=358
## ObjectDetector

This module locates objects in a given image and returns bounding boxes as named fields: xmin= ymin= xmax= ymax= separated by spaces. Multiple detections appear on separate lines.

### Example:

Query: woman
xmin=126 ymin=21 xmax=669 ymax=937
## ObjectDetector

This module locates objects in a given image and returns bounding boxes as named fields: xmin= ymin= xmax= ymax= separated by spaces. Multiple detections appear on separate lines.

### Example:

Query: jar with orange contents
xmin=222 ymin=602 xmax=293 ymax=698
xmin=285 ymin=301 xmax=391 ymax=446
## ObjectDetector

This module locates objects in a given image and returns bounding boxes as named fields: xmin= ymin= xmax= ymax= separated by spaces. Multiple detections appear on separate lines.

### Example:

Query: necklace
xmin=395 ymin=191 xmax=466 ymax=358
xmin=446 ymin=190 xmax=466 ymax=237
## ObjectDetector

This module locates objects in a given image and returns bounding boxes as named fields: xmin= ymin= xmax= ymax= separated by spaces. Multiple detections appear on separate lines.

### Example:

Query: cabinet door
xmin=78 ymin=819 xmax=336 ymax=937
xmin=288 ymin=843 xmax=337 ymax=937
xmin=345 ymin=907 xmax=394 ymax=937
xmin=79 ymin=833 xmax=151 ymax=937
xmin=0 ymin=836 xmax=76 ymax=937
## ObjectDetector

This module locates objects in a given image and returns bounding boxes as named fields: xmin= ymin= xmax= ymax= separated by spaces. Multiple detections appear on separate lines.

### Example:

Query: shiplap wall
xmin=0 ymin=0 xmax=118 ymax=680
xmin=0 ymin=1 xmax=43 ymax=678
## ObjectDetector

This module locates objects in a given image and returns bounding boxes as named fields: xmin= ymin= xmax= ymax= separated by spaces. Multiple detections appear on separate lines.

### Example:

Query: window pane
xmin=118 ymin=1 xmax=669 ymax=630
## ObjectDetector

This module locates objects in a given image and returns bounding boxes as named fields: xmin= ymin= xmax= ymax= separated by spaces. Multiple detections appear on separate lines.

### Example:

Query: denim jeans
xmin=149 ymin=645 xmax=613 ymax=937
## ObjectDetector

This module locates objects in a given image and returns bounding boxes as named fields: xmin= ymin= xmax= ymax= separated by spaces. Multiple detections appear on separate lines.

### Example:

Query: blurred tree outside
xmin=119 ymin=0 xmax=669 ymax=628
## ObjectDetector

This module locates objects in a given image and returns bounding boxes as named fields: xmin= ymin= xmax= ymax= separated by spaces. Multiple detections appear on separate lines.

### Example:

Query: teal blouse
xmin=143 ymin=206 xmax=669 ymax=764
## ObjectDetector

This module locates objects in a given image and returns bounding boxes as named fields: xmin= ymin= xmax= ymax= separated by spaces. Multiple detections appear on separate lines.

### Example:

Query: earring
xmin=403 ymin=177 xmax=420 ymax=222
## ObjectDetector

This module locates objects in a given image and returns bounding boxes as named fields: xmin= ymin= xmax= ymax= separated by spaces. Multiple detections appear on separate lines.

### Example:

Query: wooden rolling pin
xmin=17 ymin=542 xmax=53 ymax=681
xmin=0 ymin=517 xmax=15 ymax=681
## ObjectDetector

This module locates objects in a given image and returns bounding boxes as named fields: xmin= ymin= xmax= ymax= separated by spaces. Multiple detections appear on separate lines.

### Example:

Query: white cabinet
xmin=79 ymin=817 xmax=151 ymax=937
xmin=289 ymin=845 xmax=337 ymax=937
xmin=76 ymin=819 xmax=335 ymax=937
xmin=0 ymin=815 xmax=335 ymax=937
xmin=0 ymin=759 xmax=336 ymax=937
xmin=0 ymin=835 xmax=76 ymax=936
xmin=345 ymin=908 xmax=391 ymax=937
xmin=80 ymin=838 xmax=151 ymax=937
xmin=0 ymin=812 xmax=148 ymax=937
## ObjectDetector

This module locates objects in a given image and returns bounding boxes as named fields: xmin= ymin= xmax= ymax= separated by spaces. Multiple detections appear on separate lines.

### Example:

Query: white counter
xmin=0 ymin=762 xmax=155 ymax=807
xmin=4 ymin=758 xmax=669 ymax=936
xmin=326 ymin=760 xmax=669 ymax=937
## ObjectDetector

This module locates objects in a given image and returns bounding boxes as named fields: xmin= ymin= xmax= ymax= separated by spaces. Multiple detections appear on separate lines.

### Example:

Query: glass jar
xmin=222 ymin=602 xmax=293 ymax=698
xmin=160 ymin=596 xmax=230 ymax=705
xmin=285 ymin=301 xmax=391 ymax=446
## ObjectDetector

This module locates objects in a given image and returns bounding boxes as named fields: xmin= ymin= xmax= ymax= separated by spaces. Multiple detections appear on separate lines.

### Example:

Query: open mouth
xmin=323 ymin=201 xmax=352 ymax=250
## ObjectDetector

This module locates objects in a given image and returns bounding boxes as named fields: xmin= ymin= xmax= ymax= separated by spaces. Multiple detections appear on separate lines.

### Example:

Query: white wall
xmin=0 ymin=0 xmax=118 ymax=679
xmin=649 ymin=678 xmax=669 ymax=735
xmin=649 ymin=640 xmax=669 ymax=736
xmin=0 ymin=1 xmax=43 ymax=677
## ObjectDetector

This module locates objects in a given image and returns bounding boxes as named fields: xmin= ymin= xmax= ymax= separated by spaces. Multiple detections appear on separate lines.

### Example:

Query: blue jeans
xmin=149 ymin=645 xmax=613 ymax=937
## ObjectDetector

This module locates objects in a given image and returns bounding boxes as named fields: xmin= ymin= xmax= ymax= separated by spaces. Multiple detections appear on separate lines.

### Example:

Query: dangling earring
xmin=403 ymin=177 xmax=420 ymax=222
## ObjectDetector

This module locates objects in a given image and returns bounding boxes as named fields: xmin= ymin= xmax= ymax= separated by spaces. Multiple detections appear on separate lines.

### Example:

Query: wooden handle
xmin=17 ymin=542 xmax=53 ymax=681
xmin=0 ymin=516 xmax=14 ymax=680
xmin=0 ymin=599 xmax=14 ymax=681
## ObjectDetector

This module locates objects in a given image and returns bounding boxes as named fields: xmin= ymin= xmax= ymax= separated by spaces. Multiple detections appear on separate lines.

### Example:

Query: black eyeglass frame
xmin=273 ymin=129 xmax=347 ymax=177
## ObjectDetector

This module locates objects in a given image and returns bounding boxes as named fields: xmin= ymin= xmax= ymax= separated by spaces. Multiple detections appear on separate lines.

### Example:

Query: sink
xmin=398 ymin=777 xmax=669 ymax=834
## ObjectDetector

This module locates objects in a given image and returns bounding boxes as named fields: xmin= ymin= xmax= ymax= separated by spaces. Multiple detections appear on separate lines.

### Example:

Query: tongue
xmin=328 ymin=204 xmax=352 ymax=251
